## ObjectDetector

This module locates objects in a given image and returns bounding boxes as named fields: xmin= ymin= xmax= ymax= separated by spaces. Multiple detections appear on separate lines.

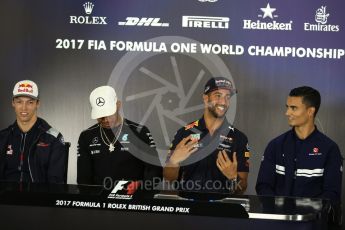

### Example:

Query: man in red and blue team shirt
xmin=163 ymin=77 xmax=250 ymax=194
xmin=0 ymin=80 xmax=66 ymax=183
xmin=256 ymin=86 xmax=343 ymax=207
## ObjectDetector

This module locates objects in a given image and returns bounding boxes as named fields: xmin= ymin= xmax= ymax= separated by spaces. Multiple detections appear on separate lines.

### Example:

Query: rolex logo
xmin=83 ymin=2 xmax=94 ymax=15
xmin=70 ymin=1 xmax=107 ymax=24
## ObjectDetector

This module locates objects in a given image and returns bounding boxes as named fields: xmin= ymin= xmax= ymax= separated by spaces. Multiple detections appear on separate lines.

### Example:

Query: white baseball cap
xmin=13 ymin=80 xmax=39 ymax=100
xmin=90 ymin=86 xmax=117 ymax=119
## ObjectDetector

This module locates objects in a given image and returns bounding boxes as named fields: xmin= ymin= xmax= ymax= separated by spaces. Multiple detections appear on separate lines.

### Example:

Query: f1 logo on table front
xmin=108 ymin=180 xmax=142 ymax=200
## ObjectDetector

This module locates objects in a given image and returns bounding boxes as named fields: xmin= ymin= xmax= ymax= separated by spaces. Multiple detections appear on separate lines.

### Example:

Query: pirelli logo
xmin=182 ymin=16 xmax=229 ymax=29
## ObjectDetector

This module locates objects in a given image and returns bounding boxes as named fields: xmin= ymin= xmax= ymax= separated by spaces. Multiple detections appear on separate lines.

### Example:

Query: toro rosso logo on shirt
xmin=308 ymin=147 xmax=322 ymax=156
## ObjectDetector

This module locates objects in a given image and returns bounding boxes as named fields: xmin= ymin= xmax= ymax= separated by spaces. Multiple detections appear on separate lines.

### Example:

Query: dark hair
xmin=289 ymin=86 xmax=321 ymax=117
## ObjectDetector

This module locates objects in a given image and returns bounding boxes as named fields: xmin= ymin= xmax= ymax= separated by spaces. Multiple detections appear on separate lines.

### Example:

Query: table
xmin=0 ymin=182 xmax=330 ymax=230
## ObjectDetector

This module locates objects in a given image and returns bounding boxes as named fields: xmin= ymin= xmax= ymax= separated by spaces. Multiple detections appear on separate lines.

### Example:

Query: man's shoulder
xmin=231 ymin=126 xmax=248 ymax=140
xmin=314 ymin=129 xmax=339 ymax=149
xmin=0 ymin=124 xmax=13 ymax=135
xmin=124 ymin=119 xmax=150 ymax=133
xmin=38 ymin=118 xmax=62 ymax=138
xmin=0 ymin=124 xmax=13 ymax=142
xmin=184 ymin=119 xmax=201 ymax=131
xmin=80 ymin=123 xmax=99 ymax=135
xmin=268 ymin=130 xmax=293 ymax=146
xmin=173 ymin=119 xmax=199 ymax=136
xmin=36 ymin=118 xmax=65 ymax=145
xmin=125 ymin=119 xmax=144 ymax=129
xmin=45 ymin=127 xmax=61 ymax=138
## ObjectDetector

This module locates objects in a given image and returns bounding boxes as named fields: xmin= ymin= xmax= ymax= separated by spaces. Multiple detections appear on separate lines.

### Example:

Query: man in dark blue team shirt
xmin=256 ymin=86 xmax=343 ymax=206
xmin=0 ymin=80 xmax=66 ymax=183
xmin=163 ymin=77 xmax=250 ymax=194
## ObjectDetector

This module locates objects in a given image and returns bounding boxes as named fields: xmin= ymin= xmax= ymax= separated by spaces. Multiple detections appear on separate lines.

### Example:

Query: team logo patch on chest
xmin=218 ymin=135 xmax=233 ymax=151
xmin=219 ymin=135 xmax=233 ymax=150
xmin=6 ymin=145 xmax=13 ymax=155
xmin=190 ymin=133 xmax=203 ymax=148
xmin=120 ymin=134 xmax=130 ymax=144
xmin=308 ymin=147 xmax=322 ymax=156
xmin=191 ymin=133 xmax=200 ymax=141
xmin=90 ymin=137 xmax=101 ymax=147
xmin=220 ymin=135 xmax=233 ymax=143
xmin=185 ymin=120 xmax=199 ymax=130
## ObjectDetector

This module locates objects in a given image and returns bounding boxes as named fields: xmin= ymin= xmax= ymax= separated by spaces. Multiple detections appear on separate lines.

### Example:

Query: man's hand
xmin=168 ymin=135 xmax=198 ymax=165
xmin=216 ymin=151 xmax=238 ymax=180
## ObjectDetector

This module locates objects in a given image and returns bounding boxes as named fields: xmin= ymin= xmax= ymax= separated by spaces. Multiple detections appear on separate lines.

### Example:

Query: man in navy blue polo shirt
xmin=163 ymin=77 xmax=250 ymax=194
xmin=256 ymin=86 xmax=343 ymax=205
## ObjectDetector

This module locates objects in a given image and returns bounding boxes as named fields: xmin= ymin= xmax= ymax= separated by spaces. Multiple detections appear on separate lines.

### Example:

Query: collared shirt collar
xmin=198 ymin=116 xmax=232 ymax=134
xmin=292 ymin=126 xmax=319 ymax=141
xmin=12 ymin=119 xmax=41 ymax=136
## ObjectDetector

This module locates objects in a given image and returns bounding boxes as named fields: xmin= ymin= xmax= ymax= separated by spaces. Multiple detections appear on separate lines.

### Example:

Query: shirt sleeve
xmin=255 ymin=140 xmax=277 ymax=196
xmin=47 ymin=133 xmax=67 ymax=184
xmin=235 ymin=134 xmax=250 ymax=172
xmin=139 ymin=126 xmax=162 ymax=182
xmin=320 ymin=143 xmax=343 ymax=205
xmin=76 ymin=132 xmax=93 ymax=185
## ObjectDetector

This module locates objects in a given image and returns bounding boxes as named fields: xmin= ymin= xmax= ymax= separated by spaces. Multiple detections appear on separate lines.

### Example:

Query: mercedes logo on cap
xmin=96 ymin=97 xmax=105 ymax=107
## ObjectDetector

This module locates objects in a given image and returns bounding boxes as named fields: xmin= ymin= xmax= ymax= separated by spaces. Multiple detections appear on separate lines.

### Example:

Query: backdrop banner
xmin=1 ymin=1 xmax=344 ymax=210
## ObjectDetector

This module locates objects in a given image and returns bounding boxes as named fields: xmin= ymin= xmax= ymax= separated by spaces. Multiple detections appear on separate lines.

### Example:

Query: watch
xmin=229 ymin=177 xmax=237 ymax=194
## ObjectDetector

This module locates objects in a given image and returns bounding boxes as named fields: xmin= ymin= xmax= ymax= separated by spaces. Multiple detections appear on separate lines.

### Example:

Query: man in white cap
xmin=0 ymin=80 xmax=66 ymax=183
xmin=77 ymin=85 xmax=162 ymax=186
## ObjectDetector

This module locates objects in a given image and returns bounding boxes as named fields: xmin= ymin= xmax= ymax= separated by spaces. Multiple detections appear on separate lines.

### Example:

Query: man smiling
xmin=0 ymin=80 xmax=66 ymax=183
xmin=256 ymin=86 xmax=343 ymax=206
xmin=163 ymin=77 xmax=250 ymax=194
